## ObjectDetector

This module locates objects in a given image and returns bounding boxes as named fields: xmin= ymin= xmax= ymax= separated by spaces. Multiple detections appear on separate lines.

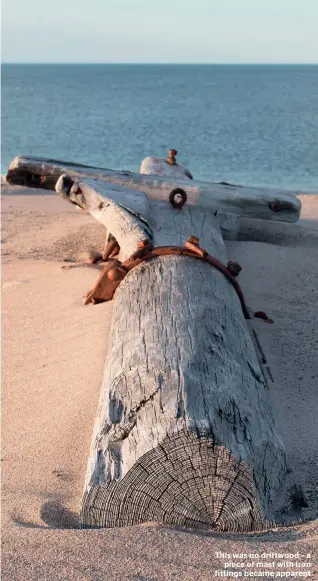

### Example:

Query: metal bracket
xmin=84 ymin=235 xmax=245 ymax=310
xmin=169 ymin=188 xmax=187 ymax=209
xmin=84 ymin=235 xmax=273 ymax=323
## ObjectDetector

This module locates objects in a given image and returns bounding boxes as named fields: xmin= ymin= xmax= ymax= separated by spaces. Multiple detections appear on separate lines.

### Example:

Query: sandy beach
xmin=2 ymin=182 xmax=318 ymax=580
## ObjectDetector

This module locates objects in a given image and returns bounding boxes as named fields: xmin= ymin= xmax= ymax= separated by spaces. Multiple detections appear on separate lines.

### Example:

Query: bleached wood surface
xmin=140 ymin=156 xmax=192 ymax=179
xmin=8 ymin=155 xmax=301 ymax=222
xmin=56 ymin=176 xmax=151 ymax=260
xmin=58 ymin=175 xmax=239 ymax=241
xmin=55 ymin=176 xmax=291 ymax=531
xmin=139 ymin=156 xmax=240 ymax=240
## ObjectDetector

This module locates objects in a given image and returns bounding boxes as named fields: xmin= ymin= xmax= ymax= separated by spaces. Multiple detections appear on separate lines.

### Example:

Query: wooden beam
xmin=139 ymin=156 xmax=241 ymax=240
xmin=7 ymin=155 xmax=301 ymax=222
xmin=56 ymin=175 xmax=151 ymax=260
xmin=55 ymin=176 xmax=300 ymax=531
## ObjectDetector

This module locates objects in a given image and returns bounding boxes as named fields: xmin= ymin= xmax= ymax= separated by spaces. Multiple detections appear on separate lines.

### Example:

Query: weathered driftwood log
xmin=139 ymin=154 xmax=240 ymax=239
xmin=56 ymin=176 xmax=295 ymax=531
xmin=7 ymin=155 xmax=301 ymax=223
xmin=140 ymin=155 xmax=193 ymax=179
xmin=57 ymin=177 xmax=151 ymax=261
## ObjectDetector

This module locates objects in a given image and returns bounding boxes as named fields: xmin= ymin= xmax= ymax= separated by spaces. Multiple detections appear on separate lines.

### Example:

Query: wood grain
xmin=54 ymin=176 xmax=292 ymax=531
xmin=8 ymin=155 xmax=301 ymax=222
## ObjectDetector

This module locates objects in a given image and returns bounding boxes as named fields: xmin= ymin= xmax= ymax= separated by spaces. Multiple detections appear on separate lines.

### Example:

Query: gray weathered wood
xmin=55 ymin=177 xmax=294 ymax=532
xmin=8 ymin=155 xmax=301 ymax=222
xmin=139 ymin=156 xmax=240 ymax=240
xmin=140 ymin=155 xmax=193 ymax=179
xmin=57 ymin=176 xmax=151 ymax=260
xmin=216 ymin=212 xmax=240 ymax=240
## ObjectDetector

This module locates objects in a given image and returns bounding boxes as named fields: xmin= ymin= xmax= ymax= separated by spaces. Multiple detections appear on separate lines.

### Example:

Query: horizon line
xmin=2 ymin=61 xmax=318 ymax=66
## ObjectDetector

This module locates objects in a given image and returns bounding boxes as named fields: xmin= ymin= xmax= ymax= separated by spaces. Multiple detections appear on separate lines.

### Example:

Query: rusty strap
xmin=84 ymin=236 xmax=273 ymax=324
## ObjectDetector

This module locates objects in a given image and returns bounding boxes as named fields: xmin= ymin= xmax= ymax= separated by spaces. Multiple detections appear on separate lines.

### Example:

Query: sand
xmin=1 ymin=183 xmax=318 ymax=581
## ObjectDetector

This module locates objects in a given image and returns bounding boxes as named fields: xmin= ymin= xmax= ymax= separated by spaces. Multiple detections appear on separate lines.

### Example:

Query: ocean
xmin=1 ymin=64 xmax=318 ymax=191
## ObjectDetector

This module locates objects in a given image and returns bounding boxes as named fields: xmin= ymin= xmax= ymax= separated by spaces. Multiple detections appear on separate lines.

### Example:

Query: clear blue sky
xmin=2 ymin=0 xmax=318 ymax=63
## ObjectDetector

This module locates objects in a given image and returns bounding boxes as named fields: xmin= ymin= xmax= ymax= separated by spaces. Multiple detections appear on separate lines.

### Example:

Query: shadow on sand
xmin=12 ymin=499 xmax=80 ymax=530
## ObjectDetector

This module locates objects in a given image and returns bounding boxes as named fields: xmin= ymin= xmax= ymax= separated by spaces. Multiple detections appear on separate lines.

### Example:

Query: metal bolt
xmin=187 ymin=236 xmax=200 ymax=246
xmin=107 ymin=266 xmax=125 ymax=282
xmin=137 ymin=239 xmax=150 ymax=250
xmin=227 ymin=261 xmax=242 ymax=277
xmin=167 ymin=148 xmax=178 ymax=165
xmin=270 ymin=201 xmax=282 ymax=212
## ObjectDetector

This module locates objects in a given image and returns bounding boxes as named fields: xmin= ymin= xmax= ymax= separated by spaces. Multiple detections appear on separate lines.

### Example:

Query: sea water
xmin=2 ymin=64 xmax=318 ymax=191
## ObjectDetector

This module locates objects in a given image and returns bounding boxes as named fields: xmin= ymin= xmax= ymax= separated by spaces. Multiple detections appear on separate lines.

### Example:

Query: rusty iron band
xmin=121 ymin=244 xmax=250 ymax=319
xmin=84 ymin=236 xmax=273 ymax=325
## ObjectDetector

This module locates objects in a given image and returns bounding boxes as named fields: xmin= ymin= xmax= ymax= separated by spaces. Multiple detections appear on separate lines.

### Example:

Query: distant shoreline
xmin=3 ymin=62 xmax=318 ymax=66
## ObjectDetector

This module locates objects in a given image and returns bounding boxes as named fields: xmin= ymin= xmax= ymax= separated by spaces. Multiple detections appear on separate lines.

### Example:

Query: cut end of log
xmin=81 ymin=432 xmax=266 ymax=532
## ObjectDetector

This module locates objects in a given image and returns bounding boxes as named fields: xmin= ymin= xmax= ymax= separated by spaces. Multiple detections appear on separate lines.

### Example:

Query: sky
xmin=2 ymin=0 xmax=318 ymax=64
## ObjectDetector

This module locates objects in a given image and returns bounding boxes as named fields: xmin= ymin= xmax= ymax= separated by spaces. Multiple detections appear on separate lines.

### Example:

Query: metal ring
xmin=269 ymin=201 xmax=282 ymax=212
xmin=169 ymin=188 xmax=187 ymax=209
